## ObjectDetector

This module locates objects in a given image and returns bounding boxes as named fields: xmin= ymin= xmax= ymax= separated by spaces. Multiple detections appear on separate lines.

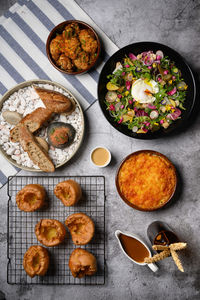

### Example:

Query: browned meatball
xmin=89 ymin=53 xmax=98 ymax=65
xmin=79 ymin=29 xmax=98 ymax=54
xmin=50 ymin=35 xmax=65 ymax=61
xmin=62 ymin=22 xmax=80 ymax=39
xmin=57 ymin=54 xmax=73 ymax=71
xmin=65 ymin=37 xmax=81 ymax=60
xmin=74 ymin=51 xmax=90 ymax=70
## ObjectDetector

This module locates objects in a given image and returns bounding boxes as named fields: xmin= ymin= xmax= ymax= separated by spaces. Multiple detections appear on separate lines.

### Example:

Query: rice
xmin=0 ymin=83 xmax=83 ymax=170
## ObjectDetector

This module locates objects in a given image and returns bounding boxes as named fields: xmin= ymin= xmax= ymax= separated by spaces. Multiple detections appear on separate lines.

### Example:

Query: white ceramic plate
xmin=0 ymin=79 xmax=85 ymax=172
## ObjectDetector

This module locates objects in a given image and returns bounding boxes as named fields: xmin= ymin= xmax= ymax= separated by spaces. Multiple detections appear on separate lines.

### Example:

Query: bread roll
xmin=18 ymin=124 xmax=55 ymax=172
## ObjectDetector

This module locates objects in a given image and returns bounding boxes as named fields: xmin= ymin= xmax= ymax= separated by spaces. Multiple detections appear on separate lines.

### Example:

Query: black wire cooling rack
xmin=7 ymin=176 xmax=105 ymax=285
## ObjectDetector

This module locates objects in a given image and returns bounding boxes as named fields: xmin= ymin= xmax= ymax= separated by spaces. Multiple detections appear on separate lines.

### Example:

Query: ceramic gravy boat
xmin=115 ymin=230 xmax=158 ymax=272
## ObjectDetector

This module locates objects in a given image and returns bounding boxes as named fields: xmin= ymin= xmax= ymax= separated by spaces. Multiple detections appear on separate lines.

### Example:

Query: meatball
xmin=50 ymin=35 xmax=65 ymax=61
xmin=63 ymin=22 xmax=80 ymax=39
xmin=74 ymin=51 xmax=90 ymax=70
xmin=89 ymin=53 xmax=98 ymax=65
xmin=65 ymin=37 xmax=81 ymax=60
xmin=79 ymin=29 xmax=98 ymax=53
xmin=57 ymin=54 xmax=73 ymax=71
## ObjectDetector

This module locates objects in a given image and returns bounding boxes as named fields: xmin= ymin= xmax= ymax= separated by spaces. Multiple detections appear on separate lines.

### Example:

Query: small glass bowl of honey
xmin=90 ymin=146 xmax=111 ymax=168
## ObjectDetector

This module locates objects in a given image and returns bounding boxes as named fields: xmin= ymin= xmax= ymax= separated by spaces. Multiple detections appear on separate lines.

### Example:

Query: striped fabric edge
xmin=0 ymin=0 xmax=119 ymax=188
xmin=0 ymin=2 xmax=97 ymax=108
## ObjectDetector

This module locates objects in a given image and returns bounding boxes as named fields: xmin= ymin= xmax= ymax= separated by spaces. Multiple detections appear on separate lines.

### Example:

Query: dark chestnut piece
xmin=47 ymin=122 xmax=75 ymax=149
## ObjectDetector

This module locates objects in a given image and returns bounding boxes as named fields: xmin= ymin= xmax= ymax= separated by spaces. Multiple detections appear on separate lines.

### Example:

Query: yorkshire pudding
xmin=65 ymin=213 xmax=95 ymax=245
xmin=23 ymin=245 xmax=49 ymax=278
xmin=54 ymin=180 xmax=82 ymax=206
xmin=35 ymin=219 xmax=66 ymax=247
xmin=69 ymin=248 xmax=97 ymax=278
xmin=16 ymin=184 xmax=46 ymax=212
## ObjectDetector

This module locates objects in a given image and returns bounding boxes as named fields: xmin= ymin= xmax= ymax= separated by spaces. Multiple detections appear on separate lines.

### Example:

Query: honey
xmin=91 ymin=147 xmax=110 ymax=166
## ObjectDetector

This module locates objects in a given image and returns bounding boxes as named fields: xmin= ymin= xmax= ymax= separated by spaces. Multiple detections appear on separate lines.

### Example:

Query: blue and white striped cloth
xmin=0 ymin=0 xmax=118 ymax=187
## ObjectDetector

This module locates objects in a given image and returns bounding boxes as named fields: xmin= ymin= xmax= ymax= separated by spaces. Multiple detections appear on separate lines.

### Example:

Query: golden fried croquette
xmin=65 ymin=37 xmax=81 ymax=60
xmin=63 ymin=22 xmax=80 ymax=39
xmin=74 ymin=51 xmax=90 ymax=70
xmin=57 ymin=54 xmax=73 ymax=71
xmin=23 ymin=245 xmax=49 ymax=278
xmin=50 ymin=35 xmax=65 ymax=61
xmin=79 ymin=29 xmax=98 ymax=53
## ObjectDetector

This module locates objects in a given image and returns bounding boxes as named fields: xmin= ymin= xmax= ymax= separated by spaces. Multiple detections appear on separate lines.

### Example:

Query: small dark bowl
xmin=46 ymin=20 xmax=101 ymax=75
xmin=115 ymin=150 xmax=177 ymax=211
xmin=98 ymin=41 xmax=196 ymax=139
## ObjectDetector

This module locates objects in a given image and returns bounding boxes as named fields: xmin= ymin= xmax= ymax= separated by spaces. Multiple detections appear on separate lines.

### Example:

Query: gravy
xmin=91 ymin=147 xmax=110 ymax=166
xmin=119 ymin=234 xmax=149 ymax=263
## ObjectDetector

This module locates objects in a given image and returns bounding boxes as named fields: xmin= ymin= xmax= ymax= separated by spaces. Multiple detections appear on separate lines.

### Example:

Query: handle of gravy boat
xmin=147 ymin=262 xmax=158 ymax=272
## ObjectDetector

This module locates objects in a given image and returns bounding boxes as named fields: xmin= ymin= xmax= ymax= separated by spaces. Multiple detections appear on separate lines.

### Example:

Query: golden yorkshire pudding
xmin=69 ymin=248 xmax=97 ymax=278
xmin=54 ymin=180 xmax=82 ymax=206
xmin=65 ymin=213 xmax=95 ymax=245
xmin=23 ymin=245 xmax=49 ymax=278
xmin=16 ymin=184 xmax=46 ymax=212
xmin=35 ymin=219 xmax=66 ymax=247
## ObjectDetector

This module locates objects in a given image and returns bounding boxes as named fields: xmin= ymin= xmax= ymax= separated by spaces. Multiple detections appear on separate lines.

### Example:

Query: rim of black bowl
xmin=97 ymin=41 xmax=196 ymax=139
xmin=46 ymin=20 xmax=101 ymax=75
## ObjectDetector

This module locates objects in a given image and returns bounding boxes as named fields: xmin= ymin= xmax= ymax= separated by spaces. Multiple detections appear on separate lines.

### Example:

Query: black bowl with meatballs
xmin=46 ymin=20 xmax=101 ymax=75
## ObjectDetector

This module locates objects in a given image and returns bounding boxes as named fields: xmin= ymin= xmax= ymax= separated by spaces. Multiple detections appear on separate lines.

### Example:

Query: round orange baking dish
xmin=116 ymin=150 xmax=177 ymax=211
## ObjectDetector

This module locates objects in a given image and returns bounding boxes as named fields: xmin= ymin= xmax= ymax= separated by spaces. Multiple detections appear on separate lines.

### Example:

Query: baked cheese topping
xmin=118 ymin=152 xmax=176 ymax=210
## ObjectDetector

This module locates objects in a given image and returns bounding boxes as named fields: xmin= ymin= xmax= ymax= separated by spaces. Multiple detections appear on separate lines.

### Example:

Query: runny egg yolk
xmin=131 ymin=79 xmax=159 ymax=103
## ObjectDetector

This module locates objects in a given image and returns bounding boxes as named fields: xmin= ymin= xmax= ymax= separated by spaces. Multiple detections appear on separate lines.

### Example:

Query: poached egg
xmin=131 ymin=79 xmax=159 ymax=103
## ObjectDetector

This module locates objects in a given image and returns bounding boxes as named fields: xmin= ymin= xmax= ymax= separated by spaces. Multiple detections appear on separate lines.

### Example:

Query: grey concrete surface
xmin=0 ymin=0 xmax=200 ymax=299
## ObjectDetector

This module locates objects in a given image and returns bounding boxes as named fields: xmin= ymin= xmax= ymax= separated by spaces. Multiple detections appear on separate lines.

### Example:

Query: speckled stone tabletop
xmin=0 ymin=0 xmax=200 ymax=299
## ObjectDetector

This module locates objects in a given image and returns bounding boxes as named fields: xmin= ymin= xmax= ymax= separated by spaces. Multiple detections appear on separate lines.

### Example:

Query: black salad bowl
xmin=97 ymin=41 xmax=196 ymax=139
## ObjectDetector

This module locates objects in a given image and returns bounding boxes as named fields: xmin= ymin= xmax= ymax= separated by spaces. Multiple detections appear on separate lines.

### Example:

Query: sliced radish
xmin=170 ymin=108 xmax=181 ymax=120
xmin=132 ymin=126 xmax=138 ymax=132
xmin=150 ymin=110 xmax=159 ymax=119
xmin=147 ymin=104 xmax=156 ymax=109
xmin=115 ymin=102 xmax=122 ymax=111
xmin=105 ymin=91 xmax=118 ymax=102
xmin=167 ymin=87 xmax=177 ymax=96
xmin=156 ymin=50 xmax=164 ymax=59
xmin=113 ymin=62 xmax=123 ymax=74
xmin=129 ymin=53 xmax=137 ymax=61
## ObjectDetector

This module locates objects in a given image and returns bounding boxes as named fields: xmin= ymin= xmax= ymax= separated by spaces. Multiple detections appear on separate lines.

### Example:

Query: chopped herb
xmin=49 ymin=128 xmax=55 ymax=135
xmin=81 ymin=39 xmax=86 ymax=46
